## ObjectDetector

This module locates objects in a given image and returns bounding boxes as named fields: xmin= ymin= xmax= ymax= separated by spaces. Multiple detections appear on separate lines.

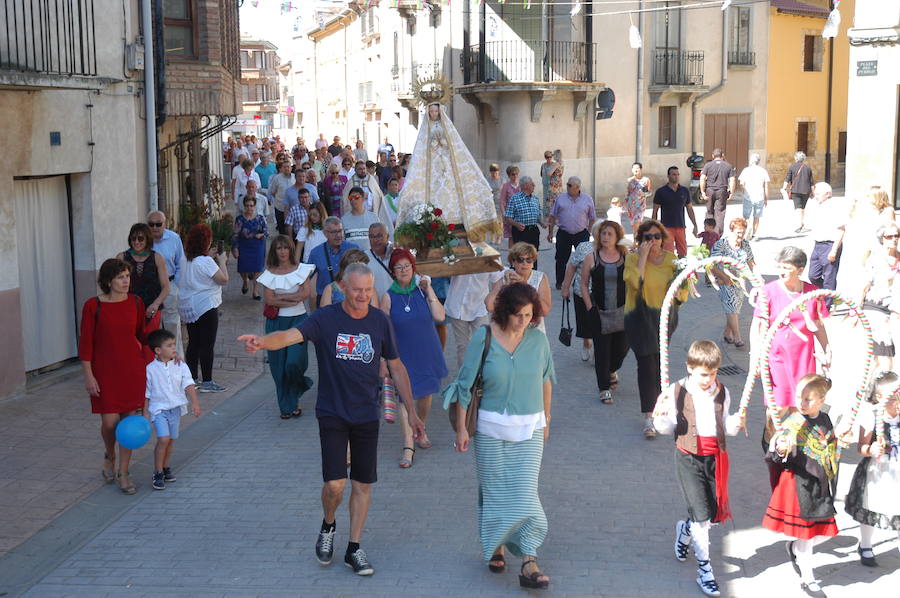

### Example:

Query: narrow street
xmin=1 ymin=199 xmax=896 ymax=597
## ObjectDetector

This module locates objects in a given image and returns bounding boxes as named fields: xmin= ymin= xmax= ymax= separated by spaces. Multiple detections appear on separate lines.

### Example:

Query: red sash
xmin=696 ymin=436 xmax=731 ymax=523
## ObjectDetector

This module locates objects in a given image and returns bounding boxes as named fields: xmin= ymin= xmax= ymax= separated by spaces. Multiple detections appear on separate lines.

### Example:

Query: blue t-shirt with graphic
xmin=297 ymin=303 xmax=399 ymax=423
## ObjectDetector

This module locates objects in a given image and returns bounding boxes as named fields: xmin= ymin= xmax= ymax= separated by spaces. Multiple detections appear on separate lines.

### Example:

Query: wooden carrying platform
xmin=403 ymin=228 xmax=504 ymax=277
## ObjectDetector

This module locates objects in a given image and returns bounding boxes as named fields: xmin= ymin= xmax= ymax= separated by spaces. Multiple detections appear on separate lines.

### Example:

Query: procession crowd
xmin=78 ymin=130 xmax=898 ymax=596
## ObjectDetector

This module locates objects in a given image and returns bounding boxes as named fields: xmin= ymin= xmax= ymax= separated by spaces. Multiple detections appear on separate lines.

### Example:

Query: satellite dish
xmin=596 ymin=88 xmax=615 ymax=120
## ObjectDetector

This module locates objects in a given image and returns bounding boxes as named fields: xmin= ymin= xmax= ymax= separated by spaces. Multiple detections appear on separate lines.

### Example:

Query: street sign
xmin=856 ymin=60 xmax=877 ymax=76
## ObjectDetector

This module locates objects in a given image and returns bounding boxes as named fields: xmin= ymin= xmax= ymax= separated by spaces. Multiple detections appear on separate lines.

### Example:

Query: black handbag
xmin=558 ymin=298 xmax=573 ymax=346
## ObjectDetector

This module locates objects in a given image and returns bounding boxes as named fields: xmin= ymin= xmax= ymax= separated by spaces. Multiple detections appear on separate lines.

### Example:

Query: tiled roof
xmin=771 ymin=0 xmax=831 ymax=18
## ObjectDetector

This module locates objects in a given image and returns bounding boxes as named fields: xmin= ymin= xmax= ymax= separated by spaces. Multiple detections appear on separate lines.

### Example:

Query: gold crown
xmin=411 ymin=73 xmax=453 ymax=106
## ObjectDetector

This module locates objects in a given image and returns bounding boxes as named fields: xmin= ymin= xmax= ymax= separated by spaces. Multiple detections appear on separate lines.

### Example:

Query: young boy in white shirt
xmin=145 ymin=329 xmax=201 ymax=490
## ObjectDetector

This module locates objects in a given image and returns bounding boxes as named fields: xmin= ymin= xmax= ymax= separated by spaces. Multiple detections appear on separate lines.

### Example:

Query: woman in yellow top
xmin=624 ymin=219 xmax=687 ymax=439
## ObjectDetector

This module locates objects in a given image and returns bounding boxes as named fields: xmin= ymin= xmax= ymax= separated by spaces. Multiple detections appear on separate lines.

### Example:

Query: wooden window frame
xmin=837 ymin=130 xmax=847 ymax=164
xmin=658 ymin=105 xmax=676 ymax=149
xmin=163 ymin=0 xmax=199 ymax=60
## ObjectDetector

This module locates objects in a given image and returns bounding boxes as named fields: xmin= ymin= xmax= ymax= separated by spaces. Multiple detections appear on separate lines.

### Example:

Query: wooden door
xmin=703 ymin=113 xmax=750 ymax=174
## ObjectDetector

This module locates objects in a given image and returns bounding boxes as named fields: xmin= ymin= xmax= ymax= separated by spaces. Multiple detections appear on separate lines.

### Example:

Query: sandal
xmin=416 ymin=438 xmax=433 ymax=449
xmin=290 ymin=409 xmax=302 ymax=418
xmin=734 ymin=340 xmax=746 ymax=348
xmin=599 ymin=390 xmax=614 ymax=404
xmin=280 ymin=413 xmax=292 ymax=420
xmin=117 ymin=472 xmax=137 ymax=495
xmin=723 ymin=336 xmax=734 ymax=344
xmin=519 ymin=559 xmax=549 ymax=589
xmin=488 ymin=552 xmax=506 ymax=573
xmin=102 ymin=454 xmax=116 ymax=484
xmin=609 ymin=372 xmax=619 ymax=390
xmin=399 ymin=447 xmax=415 ymax=468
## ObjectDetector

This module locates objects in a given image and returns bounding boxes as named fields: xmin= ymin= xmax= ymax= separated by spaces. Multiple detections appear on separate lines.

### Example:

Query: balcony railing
xmin=652 ymin=50 xmax=704 ymax=86
xmin=1 ymin=0 xmax=97 ymax=76
xmin=463 ymin=40 xmax=599 ymax=85
xmin=391 ymin=62 xmax=441 ymax=96
xmin=728 ymin=50 xmax=756 ymax=66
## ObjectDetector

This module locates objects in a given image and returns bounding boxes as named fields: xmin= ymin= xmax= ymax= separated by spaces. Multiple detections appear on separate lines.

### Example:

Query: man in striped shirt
xmin=504 ymin=176 xmax=542 ymax=257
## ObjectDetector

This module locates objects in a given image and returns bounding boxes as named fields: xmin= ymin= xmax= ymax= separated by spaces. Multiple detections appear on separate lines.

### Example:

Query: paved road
xmin=4 ymin=197 xmax=899 ymax=597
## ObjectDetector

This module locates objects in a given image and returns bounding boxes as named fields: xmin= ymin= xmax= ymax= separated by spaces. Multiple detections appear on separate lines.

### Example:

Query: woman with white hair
xmin=782 ymin=151 xmax=815 ymax=233
xmin=737 ymin=153 xmax=770 ymax=240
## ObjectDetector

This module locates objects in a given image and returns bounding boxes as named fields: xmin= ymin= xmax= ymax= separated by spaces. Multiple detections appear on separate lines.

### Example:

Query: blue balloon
xmin=116 ymin=415 xmax=152 ymax=450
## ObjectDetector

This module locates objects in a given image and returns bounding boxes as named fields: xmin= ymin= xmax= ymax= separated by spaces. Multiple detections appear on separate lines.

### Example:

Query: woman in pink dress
xmin=498 ymin=165 xmax=521 ymax=249
xmin=625 ymin=162 xmax=652 ymax=235
xmin=752 ymin=246 xmax=830 ymax=485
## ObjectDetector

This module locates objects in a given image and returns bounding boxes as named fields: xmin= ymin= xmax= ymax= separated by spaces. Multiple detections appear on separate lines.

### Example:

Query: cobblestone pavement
xmin=0 ymin=260 xmax=267 ymax=557
xmin=2 ymin=197 xmax=898 ymax=597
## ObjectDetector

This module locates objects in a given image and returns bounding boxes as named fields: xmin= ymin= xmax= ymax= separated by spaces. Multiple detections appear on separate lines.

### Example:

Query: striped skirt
xmin=474 ymin=430 xmax=547 ymax=561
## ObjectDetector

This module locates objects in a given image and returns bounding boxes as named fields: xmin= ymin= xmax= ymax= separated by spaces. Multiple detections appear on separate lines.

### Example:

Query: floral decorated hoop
xmin=759 ymin=289 xmax=875 ymax=434
xmin=659 ymin=255 xmax=765 ymax=419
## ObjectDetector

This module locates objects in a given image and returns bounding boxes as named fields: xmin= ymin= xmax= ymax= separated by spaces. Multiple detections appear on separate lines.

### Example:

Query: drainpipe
xmin=690 ymin=7 xmax=729 ymax=155
xmin=824 ymin=18 xmax=835 ymax=183
xmin=635 ymin=2 xmax=644 ymax=163
xmin=142 ymin=0 xmax=158 ymax=211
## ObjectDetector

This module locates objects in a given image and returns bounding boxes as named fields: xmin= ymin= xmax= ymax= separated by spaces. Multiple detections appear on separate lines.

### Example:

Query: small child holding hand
xmin=653 ymin=340 xmax=744 ymax=597
xmin=145 ymin=329 xmax=201 ymax=491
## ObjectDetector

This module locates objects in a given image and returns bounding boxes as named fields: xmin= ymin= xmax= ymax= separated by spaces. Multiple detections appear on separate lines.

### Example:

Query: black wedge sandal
xmin=488 ymin=552 xmax=506 ymax=573
xmin=519 ymin=558 xmax=549 ymax=589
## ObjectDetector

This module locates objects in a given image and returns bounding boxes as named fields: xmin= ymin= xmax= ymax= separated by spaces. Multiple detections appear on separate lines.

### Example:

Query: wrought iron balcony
xmin=0 ymin=0 xmax=97 ymax=76
xmin=728 ymin=50 xmax=756 ymax=66
xmin=462 ymin=40 xmax=600 ymax=85
xmin=652 ymin=50 xmax=704 ymax=86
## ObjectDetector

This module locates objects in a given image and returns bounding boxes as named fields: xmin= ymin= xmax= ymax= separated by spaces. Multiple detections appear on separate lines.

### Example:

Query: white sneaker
xmin=643 ymin=420 xmax=657 ymax=439
xmin=581 ymin=347 xmax=591 ymax=361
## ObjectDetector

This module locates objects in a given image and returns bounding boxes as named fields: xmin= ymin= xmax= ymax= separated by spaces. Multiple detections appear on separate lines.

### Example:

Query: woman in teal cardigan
xmin=443 ymin=282 xmax=556 ymax=590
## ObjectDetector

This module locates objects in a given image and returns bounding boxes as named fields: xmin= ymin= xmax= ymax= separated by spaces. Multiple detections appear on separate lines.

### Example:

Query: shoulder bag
xmin=592 ymin=252 xmax=625 ymax=334
xmin=558 ymin=298 xmax=573 ymax=346
xmin=465 ymin=325 xmax=493 ymax=437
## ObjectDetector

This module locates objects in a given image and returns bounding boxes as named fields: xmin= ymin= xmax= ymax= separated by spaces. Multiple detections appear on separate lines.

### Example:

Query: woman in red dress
xmin=79 ymin=258 xmax=148 ymax=495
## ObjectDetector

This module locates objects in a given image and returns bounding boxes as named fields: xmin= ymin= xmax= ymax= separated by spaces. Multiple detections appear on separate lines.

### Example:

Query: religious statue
xmin=397 ymin=80 xmax=502 ymax=242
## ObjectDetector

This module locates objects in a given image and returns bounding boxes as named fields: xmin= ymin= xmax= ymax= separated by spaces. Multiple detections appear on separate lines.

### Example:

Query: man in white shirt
xmin=444 ymin=267 xmax=505 ymax=369
xmin=806 ymin=182 xmax=845 ymax=291
xmin=341 ymin=161 xmax=393 ymax=236
xmin=233 ymin=160 xmax=262 ymax=211
xmin=737 ymin=153 xmax=771 ymax=240
xmin=314 ymin=133 xmax=328 ymax=151
xmin=147 ymin=210 xmax=186 ymax=356
xmin=341 ymin=188 xmax=380 ymax=251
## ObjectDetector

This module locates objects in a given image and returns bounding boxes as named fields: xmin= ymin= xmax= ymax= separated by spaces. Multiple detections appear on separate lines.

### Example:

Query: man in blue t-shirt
xmin=239 ymin=263 xmax=424 ymax=577
xmin=652 ymin=166 xmax=698 ymax=258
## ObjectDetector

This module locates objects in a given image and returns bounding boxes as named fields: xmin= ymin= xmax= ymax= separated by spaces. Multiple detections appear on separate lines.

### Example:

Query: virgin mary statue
xmin=396 ymin=103 xmax=501 ymax=241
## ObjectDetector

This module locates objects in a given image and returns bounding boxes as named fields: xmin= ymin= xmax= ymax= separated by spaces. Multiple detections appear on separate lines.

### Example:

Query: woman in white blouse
xmin=257 ymin=235 xmax=315 ymax=418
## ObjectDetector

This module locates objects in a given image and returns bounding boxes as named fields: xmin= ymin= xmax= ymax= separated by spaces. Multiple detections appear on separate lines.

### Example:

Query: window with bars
xmin=728 ymin=6 xmax=754 ymax=65
xmin=163 ymin=0 xmax=196 ymax=57
xmin=659 ymin=106 xmax=676 ymax=148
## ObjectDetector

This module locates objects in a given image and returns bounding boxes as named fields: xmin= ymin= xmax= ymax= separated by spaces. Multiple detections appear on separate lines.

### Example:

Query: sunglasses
xmin=147 ymin=222 xmax=163 ymax=227
xmin=642 ymin=233 xmax=662 ymax=240
xmin=513 ymin=257 xmax=534 ymax=264
xmin=884 ymin=234 xmax=899 ymax=240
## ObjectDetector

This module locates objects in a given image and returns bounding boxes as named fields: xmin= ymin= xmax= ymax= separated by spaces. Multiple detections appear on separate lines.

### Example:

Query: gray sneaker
xmin=344 ymin=548 xmax=374 ymax=576
xmin=315 ymin=528 xmax=335 ymax=565
xmin=197 ymin=381 xmax=227 ymax=393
